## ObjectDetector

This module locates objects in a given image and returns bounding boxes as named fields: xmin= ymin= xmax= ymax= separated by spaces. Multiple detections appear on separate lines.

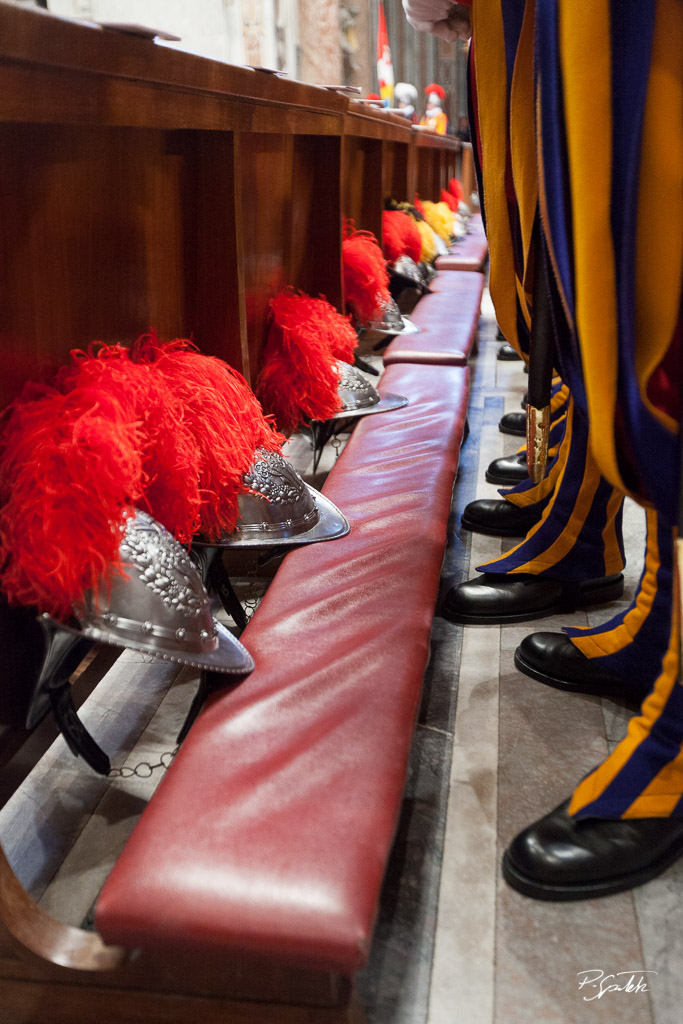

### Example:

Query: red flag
xmin=377 ymin=2 xmax=394 ymax=106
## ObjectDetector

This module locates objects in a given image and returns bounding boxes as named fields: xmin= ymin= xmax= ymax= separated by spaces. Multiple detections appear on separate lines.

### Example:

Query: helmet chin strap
xmin=49 ymin=678 xmax=111 ymax=775
xmin=31 ymin=616 xmax=108 ymax=773
xmin=32 ymin=612 xmax=228 ymax=777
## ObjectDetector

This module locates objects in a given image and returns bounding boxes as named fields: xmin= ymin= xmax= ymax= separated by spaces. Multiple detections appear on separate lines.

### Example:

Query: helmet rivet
xmin=175 ymin=627 xmax=186 ymax=640
xmin=143 ymin=620 xmax=154 ymax=633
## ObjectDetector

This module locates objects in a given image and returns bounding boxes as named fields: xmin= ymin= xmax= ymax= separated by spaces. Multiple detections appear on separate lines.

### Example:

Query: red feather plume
xmin=342 ymin=225 xmax=390 ymax=323
xmin=383 ymin=210 xmax=423 ymax=265
xmin=305 ymin=297 xmax=358 ymax=363
xmin=400 ymin=214 xmax=423 ymax=264
xmin=255 ymin=290 xmax=343 ymax=433
xmin=448 ymin=177 xmax=464 ymax=204
xmin=131 ymin=333 xmax=284 ymax=540
xmin=0 ymin=382 xmax=143 ymax=619
xmin=56 ymin=345 xmax=202 ymax=545
xmin=382 ymin=210 xmax=407 ymax=263
xmin=440 ymin=188 xmax=458 ymax=212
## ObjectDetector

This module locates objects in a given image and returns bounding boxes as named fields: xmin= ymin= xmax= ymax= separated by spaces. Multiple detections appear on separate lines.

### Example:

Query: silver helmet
xmin=27 ymin=510 xmax=253 ymax=775
xmin=63 ymin=511 xmax=254 ymax=673
xmin=330 ymin=362 xmax=408 ymax=420
xmin=206 ymin=449 xmax=349 ymax=548
xmin=391 ymin=255 xmax=425 ymax=290
xmin=353 ymin=293 xmax=419 ymax=337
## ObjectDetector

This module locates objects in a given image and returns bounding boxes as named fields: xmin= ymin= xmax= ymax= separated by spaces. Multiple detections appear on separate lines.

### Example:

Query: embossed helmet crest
xmin=391 ymin=255 xmax=427 ymax=295
xmin=354 ymin=294 xmax=420 ymax=337
xmin=69 ymin=511 xmax=253 ymax=672
xmin=204 ymin=448 xmax=349 ymax=547
xmin=330 ymin=362 xmax=408 ymax=420
xmin=29 ymin=510 xmax=253 ymax=775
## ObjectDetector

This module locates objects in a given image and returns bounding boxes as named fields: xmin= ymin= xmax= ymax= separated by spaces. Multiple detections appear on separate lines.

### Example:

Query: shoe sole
xmin=442 ymin=575 xmax=625 ymax=626
xmin=498 ymin=423 xmax=526 ymax=437
xmin=460 ymin=514 xmax=539 ymax=538
xmin=502 ymin=837 xmax=683 ymax=901
xmin=513 ymin=647 xmax=647 ymax=703
xmin=485 ymin=468 xmax=529 ymax=485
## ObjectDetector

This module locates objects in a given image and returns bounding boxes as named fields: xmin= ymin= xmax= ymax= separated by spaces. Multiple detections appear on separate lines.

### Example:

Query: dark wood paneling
xmin=342 ymin=136 xmax=382 ymax=238
xmin=382 ymin=141 xmax=409 ymax=202
xmin=0 ymin=123 xmax=193 ymax=406
xmin=238 ymin=133 xmax=294 ymax=377
xmin=289 ymin=135 xmax=343 ymax=309
xmin=180 ymin=131 xmax=247 ymax=373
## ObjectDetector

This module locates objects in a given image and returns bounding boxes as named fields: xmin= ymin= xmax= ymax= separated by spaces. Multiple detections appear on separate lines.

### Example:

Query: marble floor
xmin=2 ymin=290 xmax=682 ymax=1024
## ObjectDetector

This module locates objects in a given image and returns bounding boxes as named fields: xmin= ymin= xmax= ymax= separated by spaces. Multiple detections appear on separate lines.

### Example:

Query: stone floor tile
xmin=634 ymin=861 xmax=683 ymax=1024
xmin=428 ymin=626 xmax=500 ymax=1024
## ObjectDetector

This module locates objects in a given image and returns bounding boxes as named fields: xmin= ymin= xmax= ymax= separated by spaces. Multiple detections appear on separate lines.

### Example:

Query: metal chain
xmin=242 ymin=561 xmax=262 ymax=622
xmin=108 ymin=747 xmax=178 ymax=779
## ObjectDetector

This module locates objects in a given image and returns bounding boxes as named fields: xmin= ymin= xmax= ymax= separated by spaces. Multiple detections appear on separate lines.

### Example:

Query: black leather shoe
xmin=515 ymin=632 xmax=650 ymax=704
xmin=498 ymin=411 xmax=526 ymax=436
xmin=485 ymin=451 xmax=528 ymax=485
xmin=497 ymin=343 xmax=522 ymax=361
xmin=461 ymin=498 xmax=543 ymax=538
xmin=503 ymin=799 xmax=683 ymax=900
xmin=441 ymin=572 xmax=624 ymax=625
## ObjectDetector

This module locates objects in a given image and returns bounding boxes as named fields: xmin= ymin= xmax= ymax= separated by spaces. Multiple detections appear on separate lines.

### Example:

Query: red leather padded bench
xmin=384 ymin=272 xmax=484 ymax=367
xmin=96 ymin=362 xmax=469 ymax=994
xmin=435 ymin=212 xmax=488 ymax=272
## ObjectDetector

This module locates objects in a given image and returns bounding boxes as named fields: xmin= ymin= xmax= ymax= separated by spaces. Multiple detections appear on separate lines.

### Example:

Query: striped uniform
xmin=534 ymin=0 xmax=683 ymax=818
xmin=479 ymin=396 xmax=625 ymax=581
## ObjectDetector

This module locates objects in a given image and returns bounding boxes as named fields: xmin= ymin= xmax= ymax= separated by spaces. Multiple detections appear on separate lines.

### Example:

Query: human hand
xmin=446 ymin=4 xmax=472 ymax=39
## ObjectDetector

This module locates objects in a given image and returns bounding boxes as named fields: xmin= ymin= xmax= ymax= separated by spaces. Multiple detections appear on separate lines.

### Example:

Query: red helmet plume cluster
xmin=342 ymin=224 xmax=391 ymax=323
xmin=256 ymin=290 xmax=358 ymax=433
xmin=0 ymin=335 xmax=283 ymax=619
xmin=382 ymin=210 xmax=423 ymax=264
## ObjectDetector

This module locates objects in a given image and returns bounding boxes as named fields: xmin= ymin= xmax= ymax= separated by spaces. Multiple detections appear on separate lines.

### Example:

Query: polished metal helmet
xmin=391 ymin=255 xmax=426 ymax=291
xmin=207 ymin=448 xmax=349 ymax=548
xmin=417 ymin=261 xmax=437 ymax=286
xmin=65 ymin=510 xmax=254 ymax=673
xmin=302 ymin=363 xmax=408 ymax=471
xmin=354 ymin=293 xmax=420 ymax=337
xmin=27 ymin=510 xmax=254 ymax=774
xmin=332 ymin=361 xmax=408 ymax=420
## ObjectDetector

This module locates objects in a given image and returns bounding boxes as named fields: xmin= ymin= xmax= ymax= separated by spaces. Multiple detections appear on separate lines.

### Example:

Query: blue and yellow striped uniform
xmin=533 ymin=0 xmax=683 ymax=819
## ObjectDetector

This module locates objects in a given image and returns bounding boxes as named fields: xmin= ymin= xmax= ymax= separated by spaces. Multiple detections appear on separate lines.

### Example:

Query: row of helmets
xmin=1 ymin=215 xmax=429 ymax=772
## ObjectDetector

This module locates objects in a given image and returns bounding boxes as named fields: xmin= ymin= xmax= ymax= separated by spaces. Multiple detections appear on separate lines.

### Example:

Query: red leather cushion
xmin=383 ymin=348 xmax=467 ymax=367
xmin=435 ymin=214 xmax=488 ymax=272
xmin=382 ymin=275 xmax=483 ymax=365
xmin=96 ymin=363 xmax=470 ymax=976
xmin=428 ymin=269 xmax=485 ymax=296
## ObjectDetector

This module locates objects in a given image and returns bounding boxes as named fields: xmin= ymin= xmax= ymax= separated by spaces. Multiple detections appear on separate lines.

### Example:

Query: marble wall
xmin=297 ymin=0 xmax=343 ymax=85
